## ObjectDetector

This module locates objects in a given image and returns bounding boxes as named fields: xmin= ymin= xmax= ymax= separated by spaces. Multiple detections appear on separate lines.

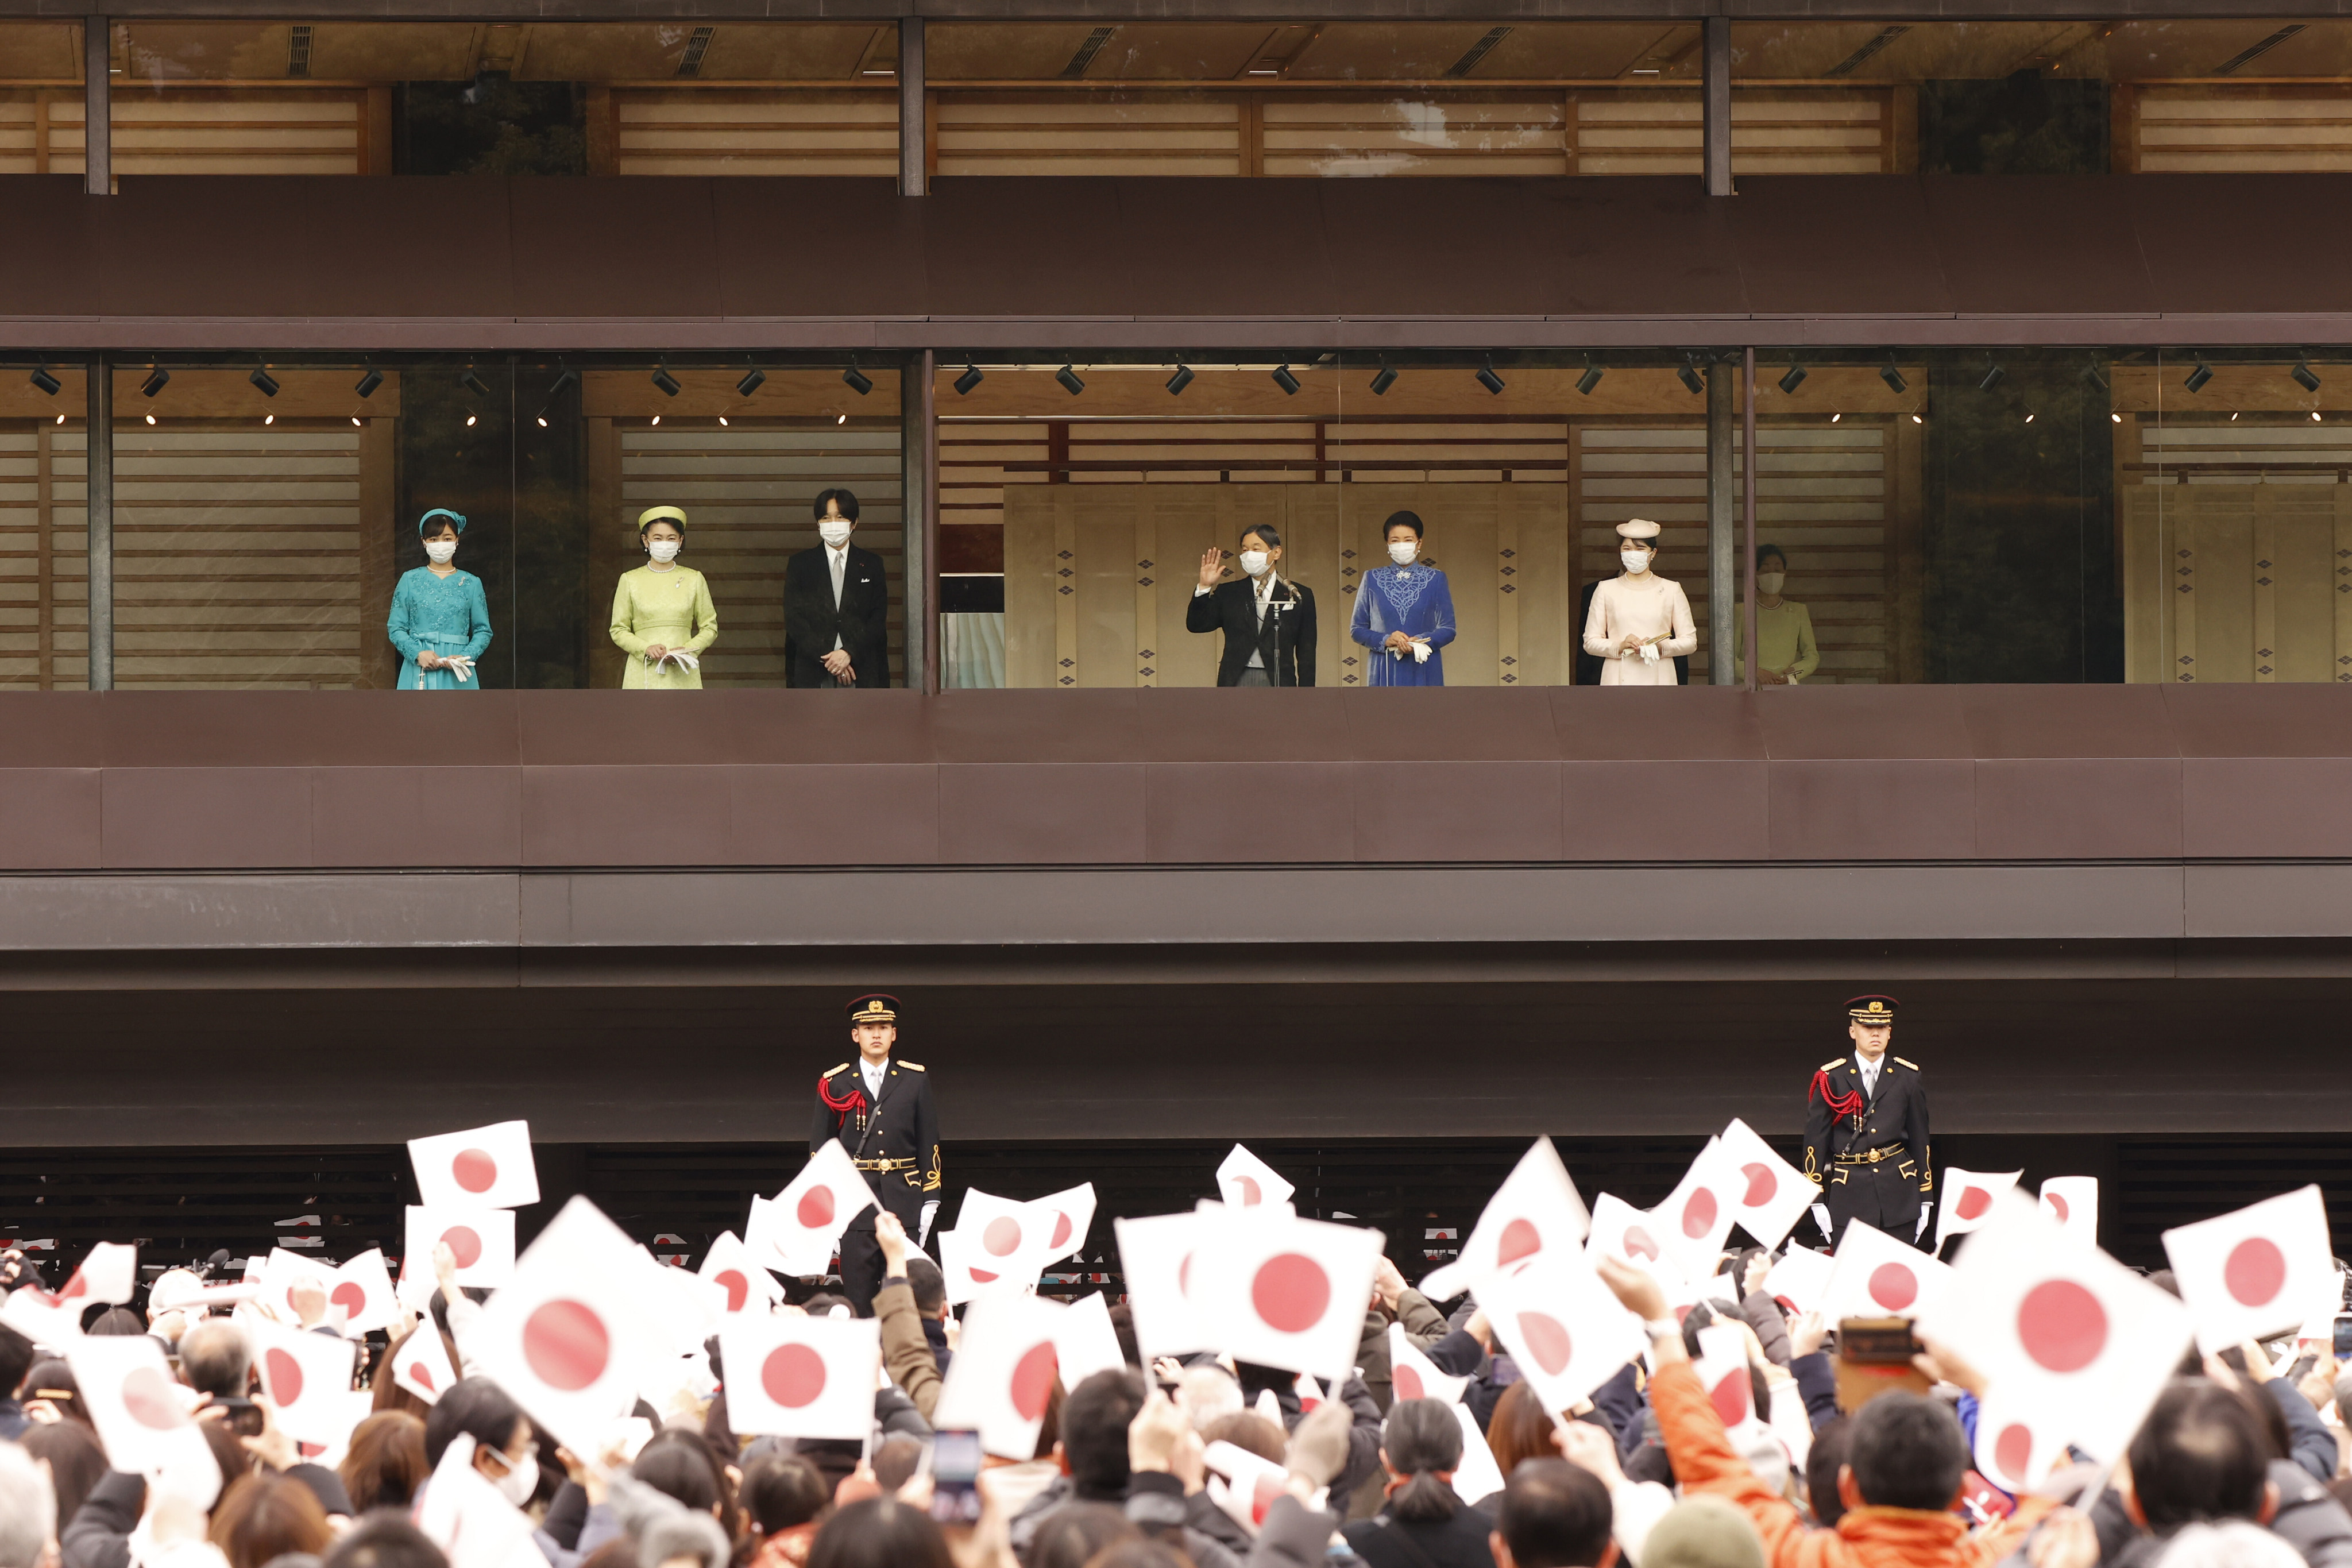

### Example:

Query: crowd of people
xmin=1 ymin=1157 xmax=2349 ymax=1568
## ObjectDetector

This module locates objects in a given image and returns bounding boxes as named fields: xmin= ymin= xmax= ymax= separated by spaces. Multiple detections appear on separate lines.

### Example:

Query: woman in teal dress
xmin=387 ymin=508 xmax=492 ymax=690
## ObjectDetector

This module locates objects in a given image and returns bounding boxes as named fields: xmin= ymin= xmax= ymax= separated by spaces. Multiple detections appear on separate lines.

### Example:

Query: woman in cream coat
xmin=1582 ymin=517 xmax=1696 ymax=686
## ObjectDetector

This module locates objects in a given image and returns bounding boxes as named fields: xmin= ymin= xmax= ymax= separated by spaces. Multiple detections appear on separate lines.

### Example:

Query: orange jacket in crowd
xmin=1650 ymin=1360 xmax=2055 ymax=1568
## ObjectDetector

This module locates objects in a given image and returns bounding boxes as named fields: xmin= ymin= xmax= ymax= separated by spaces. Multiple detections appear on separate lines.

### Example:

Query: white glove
xmin=442 ymin=654 xmax=475 ymax=683
xmin=1915 ymin=1207 xmax=1933 ymax=1243
xmin=650 ymin=650 xmax=700 ymax=672
xmin=1638 ymin=642 xmax=1661 ymax=665
xmin=919 ymin=1201 xmax=938 ymax=1248
xmin=1811 ymin=1203 xmax=1835 ymax=1245
xmin=1409 ymin=639 xmax=1432 ymax=664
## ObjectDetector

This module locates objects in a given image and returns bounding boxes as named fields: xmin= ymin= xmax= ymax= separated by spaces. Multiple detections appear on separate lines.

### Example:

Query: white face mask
xmin=424 ymin=539 xmax=457 ymax=565
xmin=1238 ymin=550 xmax=1270 ymax=578
xmin=1756 ymin=570 xmax=1786 ymax=594
xmin=1387 ymin=540 xmax=1419 ymax=566
xmin=818 ymin=520 xmax=853 ymax=547
xmin=646 ymin=538 xmax=682 ymax=563
xmin=489 ymin=1451 xmax=538 ymax=1507
xmin=1621 ymin=550 xmax=1652 ymax=575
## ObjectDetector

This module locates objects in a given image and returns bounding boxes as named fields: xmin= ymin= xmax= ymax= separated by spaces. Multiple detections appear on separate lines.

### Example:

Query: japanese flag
xmin=1652 ymin=1140 xmax=1742 ymax=1282
xmin=472 ymin=1196 xmax=665 ymax=1453
xmin=1971 ymin=1383 xmax=2075 ymax=1493
xmin=937 ymin=1229 xmax=1015 ymax=1307
xmin=1821 ymin=1219 xmax=1954 ymax=1322
xmin=1115 ymin=1211 xmax=1213 ymax=1360
xmin=1476 ymin=1250 xmax=1648 ymax=1413
xmin=1 ymin=1284 xmax=83 ymax=1349
xmin=949 ymin=1188 xmax=1061 ymax=1290
xmin=1052 ymin=1292 xmax=1129 ymax=1389
xmin=1934 ymin=1168 xmax=2022 ymax=1252
xmin=1418 ymin=1138 xmax=1589 ymax=1301
xmin=1693 ymin=1322 xmax=1760 ymax=1431
xmin=719 ymin=1312 xmax=881 ymax=1442
xmin=248 ymin=1317 xmax=362 ymax=1449
xmin=699 ymin=1231 xmax=781 ymax=1316
xmin=392 ymin=1322 xmax=458 ymax=1405
xmin=329 ymin=1249 xmax=398 ymax=1337
xmin=934 ymin=1292 xmax=1066 ymax=1459
xmin=1450 ymin=1401 xmax=1506 ymax=1505
xmin=68 ymin=1334 xmax=218 ymax=1496
xmin=754 ymin=1145 xmax=878 ymax=1277
xmin=1034 ymin=1183 xmax=1099 ymax=1265
xmin=260 ymin=1248 xmax=339 ymax=1326
xmin=1585 ymin=1192 xmax=1687 ymax=1289
xmin=1387 ymin=1321 xmax=1467 ymax=1405
xmin=404 ymin=1206 xmax=517 ymax=1288
xmin=1189 ymin=1203 xmax=1383 ymax=1385
xmin=1206 ymin=1440 xmax=1322 ymax=1534
xmin=1762 ymin=1246 xmax=1836 ymax=1317
xmin=410 ymin=1120 xmax=540 ymax=1210
xmin=1216 ymin=1145 xmax=1296 ymax=1211
xmin=2039 ymin=1179 xmax=2100 ymax=1248
xmin=416 ymin=1434 xmax=553 ymax=1568
xmin=1716 ymin=1120 xmax=1822 ymax=1250
xmin=61 ymin=1242 xmax=138 ymax=1306
xmin=1918 ymin=1191 xmax=2193 ymax=1463
xmin=2162 ymin=1185 xmax=2337 ymax=1353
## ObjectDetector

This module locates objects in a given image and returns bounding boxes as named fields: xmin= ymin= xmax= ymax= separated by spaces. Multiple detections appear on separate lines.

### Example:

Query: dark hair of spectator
xmin=2127 ymin=1381 xmax=2272 ymax=1533
xmin=1844 ymin=1393 xmax=1967 ymax=1512
xmin=906 ymin=1254 xmax=947 ymax=1317
xmin=339 ymin=1411 xmax=430 ymax=1513
xmin=208 ymin=1472 xmax=331 ymax=1568
xmin=1806 ymin=1415 xmax=1852 ymax=1527
xmin=0 ymin=1323 xmax=33 ymax=1404
xmin=741 ymin=1452 xmax=828 ymax=1535
xmin=1381 ymin=1397 xmax=1465 ymax=1523
xmin=1486 ymin=1381 xmax=1563 ymax=1476
xmin=872 ymin=1435 xmax=925 ymax=1493
xmin=422 ymin=1377 xmax=527 ymax=1469
xmin=806 ymin=1497 xmax=954 ymax=1568
xmin=1496 ymin=1457 xmax=1615 ymax=1568
xmin=1062 ymin=1369 xmax=1149 ymax=1498
xmin=181 ymin=1321 xmax=254 ymax=1401
xmin=319 ymin=1515 xmax=453 ymax=1568
xmin=1030 ymin=1501 xmax=1138 ymax=1568
xmin=22 ymin=1420 xmax=106 ymax=1532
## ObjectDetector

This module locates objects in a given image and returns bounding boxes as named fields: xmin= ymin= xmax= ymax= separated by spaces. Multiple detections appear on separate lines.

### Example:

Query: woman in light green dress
xmin=611 ymin=505 xmax=718 ymax=690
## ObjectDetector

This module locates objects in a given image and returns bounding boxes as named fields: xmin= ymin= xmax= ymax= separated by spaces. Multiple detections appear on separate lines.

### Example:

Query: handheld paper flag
xmin=325 ymin=1249 xmax=398 ymax=1338
xmin=1716 ymin=1119 xmax=1823 ymax=1249
xmin=471 ymin=1196 xmax=662 ymax=1453
xmin=61 ymin=1242 xmax=138 ymax=1306
xmin=392 ymin=1322 xmax=458 ymax=1405
xmin=68 ymin=1334 xmax=217 ymax=1492
xmin=2040 ymin=1179 xmax=2100 ymax=1247
xmin=1935 ymin=1168 xmax=2022 ymax=1252
xmin=404 ymin=1206 xmax=517 ymax=1288
xmin=2162 ymin=1185 xmax=2336 ymax=1353
xmin=1653 ymin=1138 xmax=1742 ymax=1281
xmin=1971 ymin=1384 xmax=2074 ymax=1494
xmin=259 ymin=1248 xmax=339 ymax=1327
xmin=1189 ymin=1204 xmax=1383 ymax=1386
xmin=249 ymin=1317 xmax=362 ymax=1449
xmin=1387 ymin=1321 xmax=1467 ymax=1405
xmin=1477 ymin=1251 xmax=1648 ymax=1414
xmin=1762 ymin=1246 xmax=1836 ymax=1317
xmin=1034 ymin=1183 xmax=1099 ymax=1265
xmin=719 ymin=1312 xmax=882 ymax=1441
xmin=410 ymin=1120 xmax=540 ymax=1209
xmin=1206 ymin=1439 xmax=1322 ymax=1534
xmin=933 ymin=1292 xmax=1066 ymax=1459
xmin=699 ymin=1231 xmax=780 ymax=1315
xmin=1417 ymin=1138 xmax=1589 ymax=1301
xmin=755 ymin=1145 xmax=878 ymax=1277
xmin=1053 ymin=1292 xmax=1129 ymax=1391
xmin=1216 ymin=1145 xmax=1296 ymax=1210
xmin=1 ymin=1284 xmax=84 ymax=1349
xmin=1693 ymin=1322 xmax=1758 ymax=1430
xmin=1820 ymin=1220 xmax=1954 ymax=1322
xmin=1585 ymin=1192 xmax=1687 ymax=1289
xmin=1449 ymin=1401 xmax=1507 ymax=1505
xmin=1115 ymin=1211 xmax=1213 ymax=1360
xmin=948 ymin=1188 xmax=1060 ymax=1293
xmin=416 ymin=1434 xmax=552 ymax=1568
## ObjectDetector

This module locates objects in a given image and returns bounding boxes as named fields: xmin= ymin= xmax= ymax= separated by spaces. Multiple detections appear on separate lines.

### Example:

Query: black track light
xmin=1576 ymin=357 xmax=1603 ymax=396
xmin=1272 ymin=364 xmax=1301 ymax=396
xmin=650 ymin=364 xmax=681 ymax=398
xmin=2295 ymin=358 xmax=2322 ymax=394
xmin=843 ymin=360 xmax=874 ymax=397
xmin=547 ymin=364 xmax=579 ymax=400
xmin=1977 ymin=360 xmax=2005 ymax=392
xmin=29 ymin=364 xmax=60 ymax=397
xmin=1477 ymin=357 xmax=1507 ymax=396
xmin=140 ymin=366 xmax=169 ymax=399
xmin=1056 ymin=364 xmax=1085 ymax=397
xmin=1677 ymin=356 xmax=1704 ymax=396
xmin=1879 ymin=358 xmax=1906 ymax=395
xmin=353 ymin=365 xmax=383 ymax=399
xmin=1778 ymin=363 xmax=1808 ymax=395
xmin=462 ymin=366 xmax=492 ymax=399
xmin=736 ymin=366 xmax=766 ymax=397
xmin=2081 ymin=357 xmax=2108 ymax=393
xmin=1370 ymin=361 xmax=1397 ymax=396
xmin=953 ymin=362 xmax=983 ymax=396
xmin=2184 ymin=360 xmax=2213 ymax=394
xmin=249 ymin=366 xmax=281 ymax=398
xmin=1165 ymin=364 xmax=1195 ymax=397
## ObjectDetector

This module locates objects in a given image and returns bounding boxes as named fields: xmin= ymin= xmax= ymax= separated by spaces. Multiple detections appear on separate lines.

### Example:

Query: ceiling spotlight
xmin=140 ymin=365 xmax=169 ymax=399
xmin=2184 ymin=360 xmax=2212 ymax=394
xmin=2081 ymin=358 xmax=2109 ymax=393
xmin=1166 ymin=363 xmax=1195 ymax=397
xmin=144 ymin=412 xmax=156 ymax=425
xmin=1577 ymin=357 xmax=1603 ymax=396
xmin=350 ymin=415 xmax=361 ymax=427
xmin=717 ymin=415 xmax=728 ymax=427
xmin=1272 ymin=364 xmax=1302 ymax=396
xmin=547 ymin=364 xmax=580 ymax=400
xmin=650 ymin=364 xmax=681 ymax=398
xmin=735 ymin=366 xmax=765 ymax=398
xmin=842 ymin=359 xmax=874 ymax=397
xmin=2111 ymin=412 xmax=2123 ymax=424
xmin=250 ymin=366 xmax=281 ymax=399
xmin=2024 ymin=411 xmax=2036 ymax=423
xmin=953 ymin=361 xmax=983 ymax=396
xmin=1830 ymin=411 xmax=1842 ymax=423
xmin=55 ymin=412 xmax=64 ymax=425
xmin=650 ymin=414 xmax=661 ymax=426
xmin=461 ymin=366 xmax=491 ymax=399
xmin=1370 ymin=361 xmax=1397 ymax=396
xmin=1778 ymin=363 xmax=1808 ymax=395
xmin=1977 ymin=361 xmax=2004 ymax=392
xmin=1911 ymin=412 xmax=1924 ymax=424
xmin=263 ymin=413 xmax=275 ymax=425
xmin=1677 ymin=356 xmax=1704 ymax=396
xmin=466 ymin=413 xmax=478 ymax=428
xmin=2294 ymin=358 xmax=2322 ymax=393
xmin=536 ymin=413 xmax=549 ymax=428
xmin=353 ymin=365 xmax=383 ymax=399
xmin=28 ymin=365 xmax=60 ymax=397
xmin=2231 ymin=411 xmax=2240 ymax=420
xmin=1477 ymin=357 xmax=1507 ymax=396
xmin=1056 ymin=364 xmax=1085 ymax=397
xmin=2315 ymin=411 xmax=2326 ymax=422
xmin=836 ymin=413 xmax=847 ymax=425
xmin=1879 ymin=358 xmax=1906 ymax=395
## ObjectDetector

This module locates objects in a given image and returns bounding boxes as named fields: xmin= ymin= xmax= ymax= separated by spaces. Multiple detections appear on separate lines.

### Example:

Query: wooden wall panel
xmin=610 ymin=88 xmax=897 ymax=176
xmin=0 ymin=422 xmax=87 ymax=690
xmin=2130 ymin=84 xmax=2352 ymax=174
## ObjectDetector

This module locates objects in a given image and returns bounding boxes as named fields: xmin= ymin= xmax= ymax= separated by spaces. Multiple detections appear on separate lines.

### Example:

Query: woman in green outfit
xmin=1734 ymin=542 xmax=1820 ymax=686
xmin=611 ymin=505 xmax=718 ymax=689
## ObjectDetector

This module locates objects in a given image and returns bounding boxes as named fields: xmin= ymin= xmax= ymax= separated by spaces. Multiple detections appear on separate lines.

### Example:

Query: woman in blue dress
xmin=387 ymin=508 xmax=492 ymax=690
xmin=1349 ymin=510 xmax=1456 ymax=687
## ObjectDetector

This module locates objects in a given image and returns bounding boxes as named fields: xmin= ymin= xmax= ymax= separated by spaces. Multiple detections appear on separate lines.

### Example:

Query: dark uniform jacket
xmin=783 ymin=542 xmax=891 ymax=688
xmin=1802 ymin=1052 xmax=1933 ymax=1201
xmin=810 ymin=1057 xmax=939 ymax=1231
xmin=1185 ymin=577 xmax=1318 ymax=686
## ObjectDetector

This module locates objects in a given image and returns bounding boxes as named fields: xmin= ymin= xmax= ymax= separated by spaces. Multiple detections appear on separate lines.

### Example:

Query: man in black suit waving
xmin=1185 ymin=524 xmax=1317 ymax=686
xmin=785 ymin=488 xmax=891 ymax=688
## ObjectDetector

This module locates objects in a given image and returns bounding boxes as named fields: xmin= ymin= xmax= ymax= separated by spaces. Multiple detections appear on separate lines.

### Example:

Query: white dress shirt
xmin=827 ymin=542 xmax=850 ymax=652
xmin=1856 ymin=1052 xmax=1881 ymax=1099
xmin=861 ymin=1056 xmax=887 ymax=1100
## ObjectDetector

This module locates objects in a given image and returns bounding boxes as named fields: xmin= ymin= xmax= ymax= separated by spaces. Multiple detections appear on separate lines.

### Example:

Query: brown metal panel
xmin=515 ymin=690 xmax=936 ymax=766
xmin=1957 ymin=685 xmax=2179 ymax=760
xmin=2183 ymin=759 xmax=2352 ymax=859
xmin=2164 ymin=683 xmax=2352 ymax=760
xmin=1916 ymin=176 xmax=2158 ymax=319
xmin=0 ymin=768 xmax=101 ymax=868
xmin=930 ymin=690 xmax=1146 ymax=763
xmin=1136 ymin=686 xmax=1354 ymax=763
xmin=287 ymin=176 xmax=521 ymax=323
xmin=0 ymin=693 xmax=107 ymax=764
xmin=98 ymin=691 xmax=522 ymax=768
xmin=725 ymin=763 xmax=941 ymax=864
xmin=0 ymin=178 xmax=101 ymax=319
xmin=519 ymin=762 xmax=733 ymax=867
xmin=101 ymin=766 xmax=314 ymax=868
xmin=713 ymin=177 xmax=930 ymax=320
xmin=1144 ymin=760 xmax=1355 ymax=862
xmin=937 ymin=761 xmax=1146 ymax=862
xmin=2128 ymin=174 xmax=2352 ymax=320
xmin=311 ymin=764 xmax=524 ymax=868
xmin=1561 ymin=759 xmax=1768 ymax=860
xmin=1353 ymin=761 xmax=1563 ymax=862
xmin=1768 ymin=758 xmax=1976 ymax=859
xmin=1753 ymin=683 xmax=1971 ymax=760
xmin=1973 ymin=758 xmax=2183 ymax=860
xmin=1550 ymin=687 xmax=1769 ymax=761
xmin=1724 ymin=176 xmax=1953 ymax=319
xmin=1341 ymin=687 xmax=1564 ymax=762
xmin=507 ymin=177 xmax=723 ymax=321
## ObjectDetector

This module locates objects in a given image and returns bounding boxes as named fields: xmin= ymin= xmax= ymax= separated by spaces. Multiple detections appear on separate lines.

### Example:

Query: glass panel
xmin=0 ymin=24 xmax=85 ymax=176
xmin=0 ymin=363 xmax=90 ymax=689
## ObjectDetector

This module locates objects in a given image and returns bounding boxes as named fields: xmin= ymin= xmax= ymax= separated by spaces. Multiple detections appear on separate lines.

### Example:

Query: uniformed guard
xmin=810 ymin=992 xmax=940 ymax=1315
xmin=1802 ymin=994 xmax=1932 ymax=1250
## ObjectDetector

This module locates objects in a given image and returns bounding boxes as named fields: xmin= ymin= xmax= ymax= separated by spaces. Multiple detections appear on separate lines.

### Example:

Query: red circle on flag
xmin=984 ymin=1217 xmax=1023 ymax=1258
xmin=1623 ymin=1227 xmax=1660 ymax=1263
xmin=1238 ymin=1176 xmax=1262 ymax=1207
xmin=331 ymin=1281 xmax=368 ymax=1319
xmin=1995 ymin=1423 xmax=2034 ymax=1484
xmin=762 ymin=1343 xmax=828 ymax=1408
xmin=1517 ymin=1311 xmax=1573 ymax=1376
xmin=523 ymin=1299 xmax=611 ymax=1392
xmin=1251 ymin=1475 xmax=1282 ymax=1527
xmin=60 ymin=1274 xmax=86 ymax=1301
xmin=1742 ymin=1164 xmax=1777 ymax=1207
xmin=1709 ymin=1370 xmax=1748 ymax=1427
xmin=1496 ymin=1218 xmax=1541 ymax=1267
xmin=441 ymin=1226 xmax=482 ymax=1269
xmin=2018 ymin=1280 xmax=2107 ymax=1373
xmin=1177 ymin=1254 xmax=1192 ymax=1296
xmin=1051 ymin=1211 xmax=1074 ymax=1249
xmin=970 ymin=1266 xmax=999 ymax=1284
xmin=2048 ymin=1194 xmax=2071 ymax=1222
xmin=1011 ymin=1342 xmax=1059 ymax=1419
xmin=1868 ymin=1263 xmax=1919 ymax=1312
xmin=407 ymin=1361 xmax=436 ymax=1394
xmin=1395 ymin=1364 xmax=1426 ymax=1401
xmin=2224 ymin=1237 xmax=2288 ymax=1307
xmin=1251 ymin=1253 xmax=1331 ymax=1334
xmin=122 ymin=1366 xmax=187 ymax=1430
xmin=715 ymin=1269 xmax=750 ymax=1313
xmin=264 ymin=1347 xmax=306 ymax=1406
xmin=1682 ymin=1188 xmax=1719 ymax=1239
xmin=453 ymin=1148 xmax=499 ymax=1195
xmin=1956 ymin=1187 xmax=1992 ymax=1221
xmin=797 ymin=1187 xmax=836 ymax=1230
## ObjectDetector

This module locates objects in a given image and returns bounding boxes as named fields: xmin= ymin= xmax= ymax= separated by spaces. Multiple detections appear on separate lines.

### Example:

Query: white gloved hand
xmin=1811 ymin=1203 xmax=1835 ymax=1245
xmin=1409 ymin=639 xmax=1432 ymax=664
xmin=1638 ymin=642 xmax=1661 ymax=665
xmin=919 ymin=1200 xmax=939 ymax=1248
xmin=1915 ymin=1207 xmax=1933 ymax=1243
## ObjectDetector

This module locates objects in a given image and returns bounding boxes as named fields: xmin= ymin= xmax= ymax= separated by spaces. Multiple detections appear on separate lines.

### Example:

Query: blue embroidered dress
xmin=387 ymin=566 xmax=492 ymax=691
xmin=1349 ymin=562 xmax=1457 ymax=687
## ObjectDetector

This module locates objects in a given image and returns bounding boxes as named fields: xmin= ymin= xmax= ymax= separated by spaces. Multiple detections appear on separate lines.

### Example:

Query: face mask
xmin=1621 ymin=550 xmax=1651 ymax=575
xmin=1756 ymin=570 xmax=1785 ymax=594
xmin=1238 ymin=550 xmax=1269 ymax=577
xmin=818 ymin=520 xmax=853 ymax=547
xmin=1387 ymin=540 xmax=1419 ymax=566
xmin=647 ymin=539 xmax=682 ymax=563
xmin=490 ymin=1451 xmax=538 ymax=1508
xmin=424 ymin=539 xmax=457 ymax=565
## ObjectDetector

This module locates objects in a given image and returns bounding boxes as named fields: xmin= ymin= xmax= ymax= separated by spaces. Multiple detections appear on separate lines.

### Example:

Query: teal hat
xmin=419 ymin=509 xmax=468 ymax=536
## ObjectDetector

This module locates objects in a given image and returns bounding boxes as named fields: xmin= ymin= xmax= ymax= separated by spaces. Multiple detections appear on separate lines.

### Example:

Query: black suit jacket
xmin=1184 ymin=577 xmax=1317 ymax=686
xmin=811 ymin=1057 xmax=939 ymax=1230
xmin=1802 ymin=1052 xmax=1933 ymax=1198
xmin=783 ymin=543 xmax=891 ymax=689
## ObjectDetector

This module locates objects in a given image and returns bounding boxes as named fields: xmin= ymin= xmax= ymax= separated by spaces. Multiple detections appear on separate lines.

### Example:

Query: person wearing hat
xmin=810 ymin=993 xmax=940 ymax=1315
xmin=1581 ymin=519 xmax=1696 ymax=687
xmin=386 ymin=509 xmax=492 ymax=691
xmin=611 ymin=505 xmax=719 ymax=690
xmin=1802 ymin=995 xmax=1933 ymax=1250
